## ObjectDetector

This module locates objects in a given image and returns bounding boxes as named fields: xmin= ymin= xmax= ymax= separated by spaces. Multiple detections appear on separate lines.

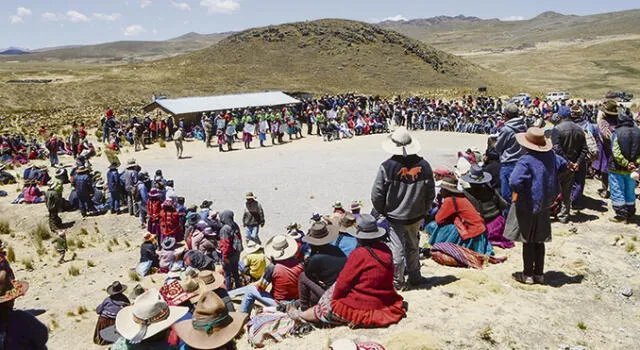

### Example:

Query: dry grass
xmin=578 ymin=321 xmax=588 ymax=330
xmin=6 ymin=247 xmax=15 ymax=262
xmin=158 ymin=138 xmax=166 ymax=148
xmin=68 ymin=265 xmax=80 ymax=276
xmin=0 ymin=221 xmax=10 ymax=235
xmin=86 ymin=260 xmax=96 ymax=267
xmin=79 ymin=228 xmax=89 ymax=235
xmin=128 ymin=270 xmax=140 ymax=281
xmin=21 ymin=258 xmax=34 ymax=270
xmin=626 ymin=243 xmax=636 ymax=253
xmin=77 ymin=305 xmax=88 ymax=315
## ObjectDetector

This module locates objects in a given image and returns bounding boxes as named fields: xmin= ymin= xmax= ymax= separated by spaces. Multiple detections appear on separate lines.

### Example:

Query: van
xmin=546 ymin=91 xmax=570 ymax=101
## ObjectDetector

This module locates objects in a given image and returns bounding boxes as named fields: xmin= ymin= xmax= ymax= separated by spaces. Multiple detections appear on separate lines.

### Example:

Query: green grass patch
xmin=0 ymin=221 xmax=11 ymax=235
xmin=626 ymin=243 xmax=636 ymax=253
xmin=6 ymin=247 xmax=15 ymax=262
xmin=577 ymin=321 xmax=587 ymax=330
xmin=68 ymin=265 xmax=80 ymax=276
xmin=128 ymin=270 xmax=140 ymax=281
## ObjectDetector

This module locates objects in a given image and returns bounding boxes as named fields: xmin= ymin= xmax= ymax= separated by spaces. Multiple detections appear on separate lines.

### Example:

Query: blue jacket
xmin=509 ymin=150 xmax=566 ymax=214
xmin=73 ymin=174 xmax=92 ymax=197
xmin=495 ymin=117 xmax=527 ymax=164
xmin=107 ymin=168 xmax=121 ymax=192
xmin=331 ymin=232 xmax=358 ymax=257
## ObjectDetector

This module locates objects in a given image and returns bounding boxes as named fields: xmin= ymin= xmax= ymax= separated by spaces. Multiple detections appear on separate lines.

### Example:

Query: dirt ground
xmin=1 ymin=131 xmax=639 ymax=349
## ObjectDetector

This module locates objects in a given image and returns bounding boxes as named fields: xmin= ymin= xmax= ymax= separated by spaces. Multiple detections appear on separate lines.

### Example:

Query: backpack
xmin=584 ymin=130 xmax=599 ymax=162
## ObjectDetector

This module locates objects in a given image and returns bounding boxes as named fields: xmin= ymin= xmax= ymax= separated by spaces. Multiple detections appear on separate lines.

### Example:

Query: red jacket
xmin=435 ymin=195 xmax=485 ymax=240
xmin=147 ymin=199 xmax=162 ymax=222
xmin=160 ymin=208 xmax=183 ymax=236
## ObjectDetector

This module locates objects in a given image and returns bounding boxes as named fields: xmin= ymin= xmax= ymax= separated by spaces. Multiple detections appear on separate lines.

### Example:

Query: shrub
xmin=21 ymin=258 xmax=34 ymax=270
xmin=87 ymin=260 xmax=95 ymax=267
xmin=158 ymin=138 xmax=166 ymax=148
xmin=79 ymin=228 xmax=89 ymax=235
xmin=479 ymin=327 xmax=496 ymax=345
xmin=0 ymin=221 xmax=10 ymax=235
xmin=49 ymin=319 xmax=59 ymax=330
xmin=7 ymin=247 xmax=15 ymax=262
xmin=124 ymin=240 xmax=131 ymax=248
xmin=95 ymin=129 xmax=103 ymax=139
xmin=577 ymin=322 xmax=587 ymax=330
xmin=76 ymin=239 xmax=85 ymax=249
xmin=31 ymin=223 xmax=51 ymax=241
xmin=68 ymin=265 xmax=80 ymax=276
xmin=128 ymin=270 xmax=140 ymax=281
xmin=77 ymin=305 xmax=88 ymax=315
xmin=94 ymin=226 xmax=100 ymax=234
xmin=626 ymin=243 xmax=636 ymax=253
xmin=111 ymin=238 xmax=119 ymax=246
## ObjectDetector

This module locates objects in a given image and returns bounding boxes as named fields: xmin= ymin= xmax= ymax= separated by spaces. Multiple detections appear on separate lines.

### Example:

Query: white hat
xmin=264 ymin=234 xmax=298 ymax=262
xmin=381 ymin=127 xmax=421 ymax=156
xmin=115 ymin=289 xmax=188 ymax=343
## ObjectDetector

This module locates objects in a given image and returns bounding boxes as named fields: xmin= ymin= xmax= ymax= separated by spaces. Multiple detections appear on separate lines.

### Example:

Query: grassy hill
xmin=0 ymin=19 xmax=511 ymax=133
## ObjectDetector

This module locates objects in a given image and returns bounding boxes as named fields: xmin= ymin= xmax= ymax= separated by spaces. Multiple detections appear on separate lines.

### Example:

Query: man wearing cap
xmin=372 ymin=127 xmax=435 ymax=288
xmin=548 ymin=105 xmax=588 ymax=223
xmin=495 ymin=103 xmax=527 ymax=203
xmin=122 ymin=159 xmax=139 ymax=216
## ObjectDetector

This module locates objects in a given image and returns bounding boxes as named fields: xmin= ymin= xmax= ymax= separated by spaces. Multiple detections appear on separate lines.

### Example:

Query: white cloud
xmin=67 ymin=10 xmax=89 ymax=22
xmin=171 ymin=1 xmax=192 ymax=11
xmin=140 ymin=0 xmax=152 ymax=8
xmin=382 ymin=14 xmax=407 ymax=22
xmin=93 ymin=13 xmax=122 ymax=21
xmin=17 ymin=7 xmax=32 ymax=17
xmin=41 ymin=12 xmax=61 ymax=21
xmin=9 ymin=7 xmax=31 ymax=24
xmin=123 ymin=24 xmax=146 ymax=36
xmin=501 ymin=15 xmax=525 ymax=21
xmin=200 ymin=0 xmax=240 ymax=14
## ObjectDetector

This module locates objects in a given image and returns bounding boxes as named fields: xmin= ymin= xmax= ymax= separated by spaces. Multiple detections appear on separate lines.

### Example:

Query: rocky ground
xmin=1 ymin=131 xmax=638 ymax=350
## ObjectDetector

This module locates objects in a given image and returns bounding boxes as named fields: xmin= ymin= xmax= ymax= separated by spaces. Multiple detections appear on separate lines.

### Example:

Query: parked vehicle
xmin=510 ymin=93 xmax=531 ymax=105
xmin=546 ymin=91 xmax=570 ymax=101
xmin=605 ymin=91 xmax=634 ymax=102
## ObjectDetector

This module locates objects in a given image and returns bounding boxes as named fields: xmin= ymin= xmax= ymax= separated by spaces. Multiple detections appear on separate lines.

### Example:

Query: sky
xmin=2 ymin=0 xmax=639 ymax=49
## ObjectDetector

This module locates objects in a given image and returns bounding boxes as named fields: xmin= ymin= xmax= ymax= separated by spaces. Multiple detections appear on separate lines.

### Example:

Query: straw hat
xmin=352 ymin=214 xmax=386 ymax=240
xmin=173 ymin=291 xmax=248 ymax=349
xmin=126 ymin=158 xmax=138 ymax=169
xmin=440 ymin=176 xmax=462 ymax=194
xmin=381 ymin=127 xmax=421 ymax=156
xmin=245 ymin=240 xmax=262 ymax=254
xmin=337 ymin=212 xmax=357 ymax=235
xmin=180 ymin=277 xmax=202 ymax=303
xmin=264 ymin=234 xmax=298 ymax=261
xmin=196 ymin=270 xmax=225 ymax=293
xmin=332 ymin=201 xmax=343 ymax=209
xmin=515 ymin=127 xmax=552 ymax=152
xmin=115 ymin=289 xmax=188 ymax=343
xmin=303 ymin=221 xmax=339 ymax=246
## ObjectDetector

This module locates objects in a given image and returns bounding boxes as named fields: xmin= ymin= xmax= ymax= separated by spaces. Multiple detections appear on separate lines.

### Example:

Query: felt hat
xmin=181 ymin=267 xmax=200 ymax=281
xmin=159 ymin=280 xmax=197 ymax=306
xmin=570 ymin=104 xmax=583 ymax=117
xmin=126 ymin=159 xmax=138 ymax=169
xmin=337 ymin=212 xmax=357 ymax=235
xmin=461 ymin=165 xmax=492 ymax=185
xmin=138 ymin=172 xmax=150 ymax=181
xmin=264 ymin=234 xmax=298 ymax=261
xmin=310 ymin=213 xmax=322 ymax=222
xmin=245 ymin=240 xmax=262 ymax=254
xmin=352 ymin=214 xmax=386 ymax=240
xmin=54 ymin=168 xmax=65 ymax=177
xmin=440 ymin=176 xmax=462 ymax=194
xmin=303 ymin=221 xmax=339 ymax=246
xmin=200 ymin=200 xmax=212 ymax=209
xmin=143 ymin=233 xmax=155 ymax=242
xmin=180 ymin=277 xmax=203 ymax=304
xmin=95 ymin=180 xmax=105 ymax=190
xmin=173 ymin=291 xmax=248 ymax=350
xmin=167 ymin=262 xmax=183 ymax=279
xmin=161 ymin=237 xmax=176 ymax=251
xmin=0 ymin=271 xmax=29 ymax=304
xmin=115 ymin=289 xmax=188 ymax=343
xmin=76 ymin=166 xmax=89 ymax=174
xmin=350 ymin=201 xmax=362 ymax=211
xmin=332 ymin=201 xmax=343 ymax=209
xmin=196 ymin=270 xmax=225 ymax=293
xmin=108 ymin=162 xmax=119 ymax=170
xmin=504 ymin=103 xmax=519 ymax=118
xmin=602 ymin=100 xmax=619 ymax=117
xmin=107 ymin=281 xmax=128 ymax=296
xmin=515 ymin=127 xmax=552 ymax=152
xmin=381 ymin=127 xmax=421 ymax=156
xmin=245 ymin=192 xmax=256 ymax=200
xmin=0 ymin=164 xmax=5 ymax=171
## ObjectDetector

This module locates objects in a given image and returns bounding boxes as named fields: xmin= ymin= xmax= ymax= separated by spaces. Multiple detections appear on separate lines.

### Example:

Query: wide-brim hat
xmin=180 ymin=277 xmax=203 ymax=304
xmin=76 ymin=166 xmax=89 ymax=174
xmin=54 ymin=168 xmax=65 ymax=177
xmin=264 ymin=234 xmax=298 ymax=261
xmin=303 ymin=220 xmax=339 ymax=246
xmin=173 ymin=292 xmax=248 ymax=349
xmin=515 ymin=127 xmax=552 ymax=152
xmin=108 ymin=162 xmax=119 ymax=169
xmin=337 ymin=212 xmax=357 ymax=235
xmin=350 ymin=201 xmax=362 ymax=211
xmin=0 ymin=164 xmax=5 ymax=171
xmin=126 ymin=159 xmax=138 ymax=169
xmin=196 ymin=270 xmax=225 ymax=293
xmin=382 ymin=127 xmax=421 ymax=156
xmin=107 ymin=281 xmax=128 ymax=296
xmin=200 ymin=200 xmax=212 ymax=209
xmin=161 ymin=237 xmax=177 ymax=250
xmin=353 ymin=214 xmax=386 ymax=240
xmin=115 ymin=289 xmax=188 ymax=342
xmin=602 ymin=100 xmax=619 ymax=116
xmin=461 ymin=165 xmax=492 ymax=185
xmin=245 ymin=192 xmax=256 ymax=200
xmin=245 ymin=241 xmax=262 ymax=254
xmin=440 ymin=176 xmax=463 ymax=194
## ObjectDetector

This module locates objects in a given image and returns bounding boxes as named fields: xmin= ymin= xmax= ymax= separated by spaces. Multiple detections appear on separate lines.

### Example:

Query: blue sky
xmin=2 ymin=0 xmax=638 ymax=49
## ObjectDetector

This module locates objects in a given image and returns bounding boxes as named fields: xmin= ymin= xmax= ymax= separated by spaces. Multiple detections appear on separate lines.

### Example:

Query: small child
xmin=51 ymin=231 xmax=68 ymax=264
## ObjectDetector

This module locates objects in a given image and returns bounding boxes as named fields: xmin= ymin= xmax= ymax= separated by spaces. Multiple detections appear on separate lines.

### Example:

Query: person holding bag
xmin=507 ymin=127 xmax=566 ymax=285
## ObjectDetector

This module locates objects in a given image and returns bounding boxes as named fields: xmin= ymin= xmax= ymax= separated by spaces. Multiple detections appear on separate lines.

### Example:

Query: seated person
xmin=462 ymin=165 xmax=514 ymax=249
xmin=330 ymin=213 xmax=358 ymax=257
xmin=0 ymin=164 xmax=16 ymax=185
xmin=241 ymin=241 xmax=266 ymax=282
xmin=291 ymin=214 xmax=406 ymax=328
xmin=427 ymin=176 xmax=494 ymax=256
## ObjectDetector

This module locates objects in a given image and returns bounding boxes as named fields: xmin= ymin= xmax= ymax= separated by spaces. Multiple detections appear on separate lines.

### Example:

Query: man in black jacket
xmin=371 ymin=127 xmax=435 ymax=288
xmin=549 ymin=106 xmax=588 ymax=223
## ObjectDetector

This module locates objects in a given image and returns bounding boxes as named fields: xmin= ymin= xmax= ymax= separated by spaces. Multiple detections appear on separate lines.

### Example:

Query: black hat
xmin=107 ymin=281 xmax=127 ymax=296
xmin=461 ymin=165 xmax=492 ymax=185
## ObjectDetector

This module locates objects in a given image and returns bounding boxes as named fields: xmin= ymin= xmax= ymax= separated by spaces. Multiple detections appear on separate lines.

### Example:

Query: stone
xmin=621 ymin=287 xmax=633 ymax=297
xmin=570 ymin=347 xmax=586 ymax=350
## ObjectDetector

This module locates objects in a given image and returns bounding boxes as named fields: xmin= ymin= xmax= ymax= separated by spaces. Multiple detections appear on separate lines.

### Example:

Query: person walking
xmin=242 ymin=192 xmax=265 ymax=244
xmin=495 ymin=103 xmax=527 ymax=202
xmin=548 ymin=106 xmax=588 ymax=223
xmin=507 ymin=127 xmax=565 ymax=285
xmin=173 ymin=127 xmax=184 ymax=159
xmin=371 ymin=127 xmax=435 ymax=288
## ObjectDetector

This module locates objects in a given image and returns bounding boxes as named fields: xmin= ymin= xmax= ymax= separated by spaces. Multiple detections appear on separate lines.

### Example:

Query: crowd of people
xmin=0 ymin=92 xmax=638 ymax=349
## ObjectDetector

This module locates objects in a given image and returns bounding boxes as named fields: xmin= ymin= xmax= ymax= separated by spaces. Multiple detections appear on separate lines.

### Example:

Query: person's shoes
xmin=558 ymin=217 xmax=569 ymax=224
xmin=407 ymin=276 xmax=430 ymax=287
xmin=512 ymin=272 xmax=534 ymax=285
xmin=533 ymin=275 xmax=545 ymax=285
xmin=609 ymin=216 xmax=626 ymax=223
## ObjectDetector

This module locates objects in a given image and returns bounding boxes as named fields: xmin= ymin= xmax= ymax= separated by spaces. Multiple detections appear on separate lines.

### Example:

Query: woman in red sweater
xmin=426 ymin=176 xmax=494 ymax=255
xmin=291 ymin=214 xmax=406 ymax=328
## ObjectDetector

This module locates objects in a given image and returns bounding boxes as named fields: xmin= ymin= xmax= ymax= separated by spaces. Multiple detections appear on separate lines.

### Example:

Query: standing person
xmin=51 ymin=231 xmax=68 ymax=264
xmin=204 ymin=114 xmax=213 ymax=148
xmin=242 ymin=192 xmax=265 ymax=244
xmin=508 ymin=127 xmax=565 ymax=285
xmin=371 ymin=127 xmax=435 ymax=288
xmin=73 ymin=166 xmax=94 ymax=217
xmin=46 ymin=133 xmax=59 ymax=167
xmin=608 ymin=112 xmax=640 ymax=223
xmin=173 ymin=127 xmax=184 ymax=159
xmin=93 ymin=281 xmax=130 ymax=345
xmin=548 ymin=106 xmax=587 ymax=223
xmin=495 ymin=103 xmax=527 ymax=202
xmin=106 ymin=162 xmax=122 ymax=214
xmin=219 ymin=210 xmax=243 ymax=290
xmin=45 ymin=185 xmax=63 ymax=231
xmin=136 ymin=172 xmax=150 ymax=229
xmin=594 ymin=100 xmax=620 ymax=198
xmin=122 ymin=159 xmax=139 ymax=216
xmin=258 ymin=115 xmax=269 ymax=147
xmin=242 ymin=118 xmax=255 ymax=149
xmin=225 ymin=119 xmax=236 ymax=151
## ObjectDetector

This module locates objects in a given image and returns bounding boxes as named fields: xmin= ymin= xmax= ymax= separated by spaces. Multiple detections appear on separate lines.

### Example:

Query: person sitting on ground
xmin=427 ymin=176 xmax=494 ymax=256
xmin=93 ymin=281 xmax=131 ymax=345
xmin=21 ymin=179 xmax=44 ymax=204
xmin=462 ymin=165 xmax=514 ymax=249
xmin=290 ymin=214 xmax=406 ymax=328
xmin=298 ymin=221 xmax=346 ymax=310
xmin=332 ymin=201 xmax=345 ymax=215
xmin=0 ymin=164 xmax=16 ymax=185
xmin=330 ymin=213 xmax=358 ymax=257
xmin=229 ymin=234 xmax=303 ymax=314
xmin=159 ymin=200 xmax=184 ymax=242
xmin=158 ymin=237 xmax=178 ymax=273
xmin=138 ymin=233 xmax=159 ymax=277
xmin=242 ymin=240 xmax=266 ymax=283
xmin=286 ymin=222 xmax=308 ymax=261
xmin=0 ymin=271 xmax=48 ymax=349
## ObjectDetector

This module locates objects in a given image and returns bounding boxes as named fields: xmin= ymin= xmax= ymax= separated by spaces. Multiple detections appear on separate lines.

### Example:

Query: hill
xmin=0 ymin=19 xmax=512 ymax=130
xmin=0 ymin=47 xmax=30 ymax=55
xmin=380 ymin=9 xmax=640 ymax=98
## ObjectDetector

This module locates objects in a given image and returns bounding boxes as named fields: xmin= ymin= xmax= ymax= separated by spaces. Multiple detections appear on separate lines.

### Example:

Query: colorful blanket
xmin=431 ymin=242 xmax=507 ymax=269
xmin=246 ymin=312 xmax=296 ymax=348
